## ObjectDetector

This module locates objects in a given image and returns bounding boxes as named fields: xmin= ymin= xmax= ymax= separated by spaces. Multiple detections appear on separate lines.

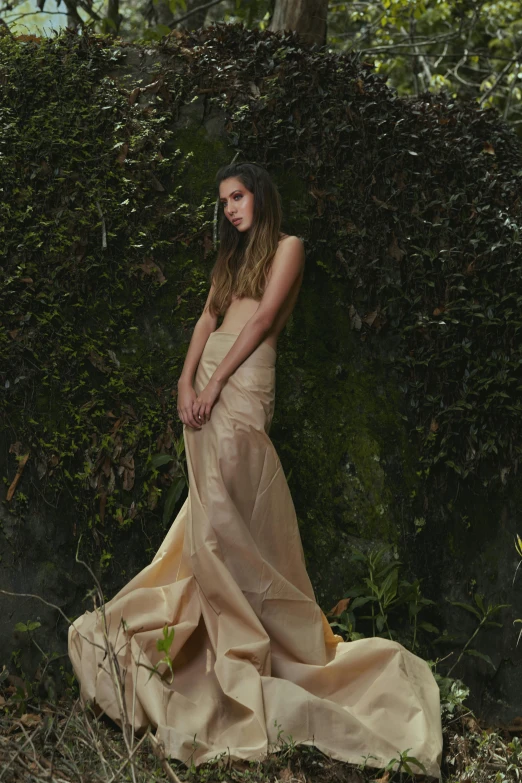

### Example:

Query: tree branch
xmin=479 ymin=43 xmax=522 ymax=106
xmin=170 ymin=0 xmax=225 ymax=27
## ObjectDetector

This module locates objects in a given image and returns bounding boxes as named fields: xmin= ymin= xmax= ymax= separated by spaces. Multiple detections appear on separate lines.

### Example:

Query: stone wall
xmin=1 ymin=25 xmax=522 ymax=722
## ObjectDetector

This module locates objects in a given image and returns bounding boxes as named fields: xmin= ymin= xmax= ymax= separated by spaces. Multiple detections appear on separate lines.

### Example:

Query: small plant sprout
xmin=150 ymin=434 xmax=188 ymax=524
xmin=446 ymin=593 xmax=509 ymax=678
xmin=513 ymin=533 xmax=522 ymax=646
xmin=332 ymin=546 xmax=437 ymax=651
xmin=385 ymin=748 xmax=427 ymax=777
xmin=147 ymin=624 xmax=176 ymax=684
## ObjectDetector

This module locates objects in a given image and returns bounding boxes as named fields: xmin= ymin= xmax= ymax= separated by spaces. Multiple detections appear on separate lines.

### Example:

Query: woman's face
xmin=219 ymin=177 xmax=254 ymax=233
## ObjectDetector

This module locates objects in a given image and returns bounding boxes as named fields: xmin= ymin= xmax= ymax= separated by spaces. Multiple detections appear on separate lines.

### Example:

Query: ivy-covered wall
xmin=1 ymin=24 xmax=522 ymax=722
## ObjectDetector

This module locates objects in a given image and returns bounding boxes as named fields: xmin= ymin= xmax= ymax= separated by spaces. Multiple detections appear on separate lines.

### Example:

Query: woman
xmin=68 ymin=162 xmax=442 ymax=778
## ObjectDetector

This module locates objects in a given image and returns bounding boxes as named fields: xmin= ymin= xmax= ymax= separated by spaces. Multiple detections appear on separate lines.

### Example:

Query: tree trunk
xmin=107 ymin=0 xmax=122 ymax=33
xmin=268 ymin=0 xmax=327 ymax=46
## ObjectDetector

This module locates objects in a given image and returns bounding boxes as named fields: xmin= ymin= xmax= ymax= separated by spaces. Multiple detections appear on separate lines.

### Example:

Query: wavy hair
xmin=208 ymin=162 xmax=283 ymax=317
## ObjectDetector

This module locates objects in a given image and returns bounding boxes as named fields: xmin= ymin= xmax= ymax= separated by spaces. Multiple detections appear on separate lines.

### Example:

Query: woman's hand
xmin=192 ymin=378 xmax=224 ymax=424
xmin=177 ymin=382 xmax=202 ymax=430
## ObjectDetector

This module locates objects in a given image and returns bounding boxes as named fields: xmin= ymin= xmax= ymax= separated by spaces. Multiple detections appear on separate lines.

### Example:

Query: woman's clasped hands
xmin=177 ymin=378 xmax=223 ymax=429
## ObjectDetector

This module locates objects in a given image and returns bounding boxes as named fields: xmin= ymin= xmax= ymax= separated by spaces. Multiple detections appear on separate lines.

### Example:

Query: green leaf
xmin=350 ymin=596 xmax=373 ymax=610
xmin=154 ymin=24 xmax=172 ymax=36
xmin=487 ymin=603 xmax=510 ymax=616
xmin=175 ymin=437 xmax=185 ymax=459
xmin=465 ymin=649 xmax=495 ymax=669
xmin=163 ymin=477 xmax=186 ymax=525
xmin=380 ymin=568 xmax=399 ymax=605
xmin=419 ymin=622 xmax=439 ymax=634
xmin=14 ymin=621 xmax=41 ymax=633
xmin=329 ymin=622 xmax=350 ymax=632
xmin=433 ymin=632 xmax=464 ymax=644
xmin=402 ymin=754 xmax=427 ymax=775
xmin=151 ymin=453 xmax=173 ymax=468
xmin=348 ymin=551 xmax=367 ymax=565
xmin=343 ymin=586 xmax=368 ymax=599
xmin=448 ymin=600 xmax=481 ymax=619
xmin=156 ymin=624 xmax=175 ymax=656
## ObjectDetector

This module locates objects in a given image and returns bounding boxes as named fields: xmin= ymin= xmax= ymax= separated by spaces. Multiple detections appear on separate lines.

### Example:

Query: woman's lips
xmin=232 ymin=218 xmax=242 ymax=225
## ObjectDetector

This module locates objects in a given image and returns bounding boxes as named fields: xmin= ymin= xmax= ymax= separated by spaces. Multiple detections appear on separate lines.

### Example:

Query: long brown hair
xmin=209 ymin=162 xmax=283 ymax=317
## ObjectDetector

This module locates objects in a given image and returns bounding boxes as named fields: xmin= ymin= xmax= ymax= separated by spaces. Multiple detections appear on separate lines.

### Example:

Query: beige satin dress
xmin=68 ymin=331 xmax=443 ymax=778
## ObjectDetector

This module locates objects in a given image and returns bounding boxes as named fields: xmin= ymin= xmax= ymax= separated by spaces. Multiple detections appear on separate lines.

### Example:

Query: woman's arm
xmin=177 ymin=282 xmax=218 ymax=429
xmin=209 ymin=236 xmax=304 ymax=386
xmin=178 ymin=282 xmax=218 ymax=387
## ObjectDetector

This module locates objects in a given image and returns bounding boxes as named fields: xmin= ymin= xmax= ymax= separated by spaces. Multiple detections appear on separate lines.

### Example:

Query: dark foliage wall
xmin=1 ymin=24 xmax=522 ymax=721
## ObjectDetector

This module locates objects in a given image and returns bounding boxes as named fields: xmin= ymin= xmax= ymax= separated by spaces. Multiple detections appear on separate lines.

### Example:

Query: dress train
xmin=68 ymin=331 xmax=442 ymax=777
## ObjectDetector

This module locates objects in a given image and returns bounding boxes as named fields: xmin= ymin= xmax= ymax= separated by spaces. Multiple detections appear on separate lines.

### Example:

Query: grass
xmin=1 ymin=668 xmax=522 ymax=783
xmin=2 ymin=560 xmax=522 ymax=783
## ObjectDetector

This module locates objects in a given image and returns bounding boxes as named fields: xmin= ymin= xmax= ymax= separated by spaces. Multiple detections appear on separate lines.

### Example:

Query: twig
xmin=74 ymin=544 xmax=138 ymax=783
xmin=1 ymin=545 xmax=176 ymax=783
xmin=445 ymin=709 xmax=474 ymax=726
xmin=131 ymin=646 xmax=142 ymax=751
xmin=14 ymin=721 xmax=51 ymax=779
xmin=0 ymin=589 xmax=107 ymax=656
xmin=433 ymin=40 xmax=449 ymax=69
xmin=80 ymin=706 xmax=112 ymax=778
xmin=0 ymin=725 xmax=41 ymax=782
xmin=479 ymin=43 xmax=522 ymax=107
xmin=106 ymin=728 xmax=151 ymax=783
xmin=81 ymin=711 xmax=126 ymax=762
xmin=148 ymin=733 xmax=183 ymax=783
xmin=6 ymin=453 xmax=29 ymax=502
xmin=504 ymin=63 xmax=519 ymax=119
xmin=407 ymin=18 xmax=420 ymax=95
xmin=36 ymin=651 xmax=70 ymax=685
xmin=54 ymin=698 xmax=79 ymax=751
xmin=0 ymin=16 xmax=15 ymax=35
xmin=170 ymin=0 xmax=225 ymax=27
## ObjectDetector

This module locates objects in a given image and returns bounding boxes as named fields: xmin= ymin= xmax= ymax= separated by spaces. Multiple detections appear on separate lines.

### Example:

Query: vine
xmin=1 ymin=24 xmax=521 ymax=585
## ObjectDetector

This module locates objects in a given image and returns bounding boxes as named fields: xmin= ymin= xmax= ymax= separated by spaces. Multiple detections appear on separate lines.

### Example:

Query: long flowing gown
xmin=68 ymin=331 xmax=443 ymax=778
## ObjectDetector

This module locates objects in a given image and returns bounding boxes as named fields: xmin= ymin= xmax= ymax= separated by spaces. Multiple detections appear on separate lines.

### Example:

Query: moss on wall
xmin=272 ymin=264 xmax=418 ymax=602
xmin=2 ymin=28 xmax=522 ymax=722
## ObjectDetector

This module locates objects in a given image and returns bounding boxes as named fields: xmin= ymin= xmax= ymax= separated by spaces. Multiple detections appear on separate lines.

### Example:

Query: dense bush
xmin=1 ymin=23 xmax=521 ymax=605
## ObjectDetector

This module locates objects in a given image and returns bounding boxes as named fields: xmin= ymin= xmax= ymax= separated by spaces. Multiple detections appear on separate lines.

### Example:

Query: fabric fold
xmin=68 ymin=331 xmax=442 ymax=778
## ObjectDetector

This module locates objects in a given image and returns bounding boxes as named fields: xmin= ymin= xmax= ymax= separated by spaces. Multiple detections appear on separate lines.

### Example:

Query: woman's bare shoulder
xmin=278 ymin=233 xmax=304 ymax=248
xmin=279 ymin=234 xmax=303 ymax=245
xmin=276 ymin=234 xmax=305 ymax=259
